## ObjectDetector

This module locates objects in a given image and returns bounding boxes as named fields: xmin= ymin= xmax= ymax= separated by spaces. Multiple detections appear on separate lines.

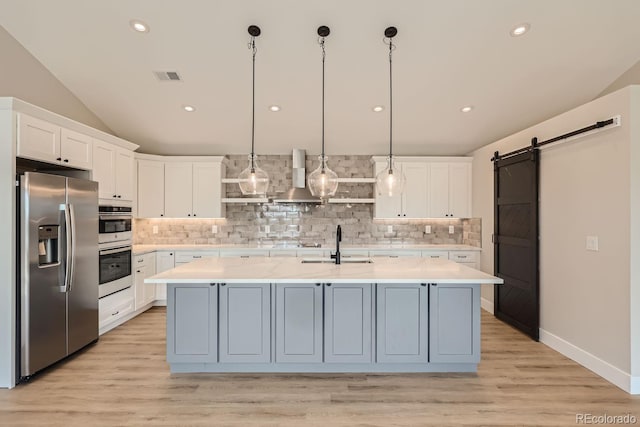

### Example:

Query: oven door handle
xmin=99 ymin=246 xmax=131 ymax=256
xmin=99 ymin=215 xmax=132 ymax=221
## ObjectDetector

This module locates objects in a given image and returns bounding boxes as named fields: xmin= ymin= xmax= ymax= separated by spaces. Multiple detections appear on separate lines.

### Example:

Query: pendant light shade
xmin=238 ymin=25 xmax=269 ymax=196
xmin=308 ymin=26 xmax=338 ymax=200
xmin=376 ymin=26 xmax=405 ymax=197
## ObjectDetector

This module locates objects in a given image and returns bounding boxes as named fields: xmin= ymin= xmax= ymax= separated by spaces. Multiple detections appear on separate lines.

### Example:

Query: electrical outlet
xmin=264 ymin=225 xmax=271 ymax=233
xmin=387 ymin=225 xmax=393 ymax=233
xmin=152 ymin=225 xmax=158 ymax=234
xmin=424 ymin=225 xmax=431 ymax=234
xmin=586 ymin=235 xmax=599 ymax=251
xmin=211 ymin=225 xmax=218 ymax=234
xmin=448 ymin=225 xmax=454 ymax=234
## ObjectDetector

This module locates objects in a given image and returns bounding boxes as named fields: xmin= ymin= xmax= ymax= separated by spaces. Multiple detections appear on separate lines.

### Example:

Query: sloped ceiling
xmin=1 ymin=0 xmax=639 ymax=156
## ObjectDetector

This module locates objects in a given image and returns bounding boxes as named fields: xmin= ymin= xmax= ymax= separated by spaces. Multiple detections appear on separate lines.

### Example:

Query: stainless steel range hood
xmin=272 ymin=149 xmax=321 ymax=203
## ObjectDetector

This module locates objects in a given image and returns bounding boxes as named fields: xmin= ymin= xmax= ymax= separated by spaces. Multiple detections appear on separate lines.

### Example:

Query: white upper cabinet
xmin=18 ymin=114 xmax=92 ymax=170
xmin=429 ymin=162 xmax=471 ymax=218
xmin=137 ymin=157 xmax=225 ymax=219
xmin=165 ymin=162 xmax=193 ymax=217
xmin=137 ymin=160 xmax=165 ymax=218
xmin=373 ymin=157 xmax=472 ymax=219
xmin=92 ymin=139 xmax=135 ymax=202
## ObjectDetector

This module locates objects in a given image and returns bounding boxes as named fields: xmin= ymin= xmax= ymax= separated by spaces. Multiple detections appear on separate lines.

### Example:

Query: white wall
xmin=472 ymin=86 xmax=638 ymax=392
xmin=0 ymin=107 xmax=16 ymax=387
xmin=629 ymin=88 xmax=640 ymax=393
xmin=0 ymin=26 xmax=111 ymax=134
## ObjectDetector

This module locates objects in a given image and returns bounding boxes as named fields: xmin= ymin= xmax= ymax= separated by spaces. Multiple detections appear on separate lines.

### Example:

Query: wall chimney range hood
xmin=272 ymin=149 xmax=321 ymax=203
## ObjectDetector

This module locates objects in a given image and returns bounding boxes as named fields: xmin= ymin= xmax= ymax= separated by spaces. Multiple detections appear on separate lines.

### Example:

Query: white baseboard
xmin=481 ymin=297 xmax=494 ymax=314
xmin=539 ymin=328 xmax=637 ymax=394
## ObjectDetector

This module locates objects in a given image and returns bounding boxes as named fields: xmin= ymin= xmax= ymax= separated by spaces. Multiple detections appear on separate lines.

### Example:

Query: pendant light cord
xmin=250 ymin=36 xmax=257 ymax=172
xmin=320 ymin=37 xmax=326 ymax=170
xmin=388 ymin=38 xmax=395 ymax=171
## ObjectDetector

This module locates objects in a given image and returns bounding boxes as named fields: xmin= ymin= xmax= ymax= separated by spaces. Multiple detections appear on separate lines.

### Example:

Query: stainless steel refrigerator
xmin=18 ymin=172 xmax=99 ymax=379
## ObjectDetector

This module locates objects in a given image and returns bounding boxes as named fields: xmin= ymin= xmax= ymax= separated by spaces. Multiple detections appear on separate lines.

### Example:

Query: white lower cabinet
xmin=167 ymin=283 xmax=218 ymax=363
xmin=275 ymin=283 xmax=323 ymax=363
xmin=99 ymin=287 xmax=134 ymax=334
xmin=155 ymin=251 xmax=175 ymax=302
xmin=376 ymin=283 xmax=429 ymax=363
xmin=219 ymin=283 xmax=271 ymax=363
xmin=428 ymin=283 xmax=480 ymax=363
xmin=324 ymin=283 xmax=372 ymax=363
xmin=134 ymin=253 xmax=156 ymax=311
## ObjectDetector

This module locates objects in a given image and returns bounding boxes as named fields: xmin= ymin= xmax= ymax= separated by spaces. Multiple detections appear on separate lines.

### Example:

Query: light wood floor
xmin=1 ymin=308 xmax=638 ymax=426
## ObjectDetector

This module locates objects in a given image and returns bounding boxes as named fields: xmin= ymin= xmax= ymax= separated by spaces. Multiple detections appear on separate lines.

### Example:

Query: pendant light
xmin=376 ymin=26 xmax=405 ymax=197
xmin=308 ymin=25 xmax=339 ymax=200
xmin=238 ymin=25 xmax=269 ymax=196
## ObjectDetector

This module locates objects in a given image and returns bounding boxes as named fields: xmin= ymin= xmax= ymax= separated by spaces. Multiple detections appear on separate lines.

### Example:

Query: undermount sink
xmin=301 ymin=257 xmax=373 ymax=264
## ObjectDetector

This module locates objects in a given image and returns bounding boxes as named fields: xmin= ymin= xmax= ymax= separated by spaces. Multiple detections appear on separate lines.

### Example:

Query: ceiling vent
xmin=153 ymin=71 xmax=182 ymax=82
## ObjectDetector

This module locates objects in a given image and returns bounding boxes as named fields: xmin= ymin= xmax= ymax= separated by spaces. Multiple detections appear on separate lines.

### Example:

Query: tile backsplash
xmin=134 ymin=155 xmax=481 ymax=247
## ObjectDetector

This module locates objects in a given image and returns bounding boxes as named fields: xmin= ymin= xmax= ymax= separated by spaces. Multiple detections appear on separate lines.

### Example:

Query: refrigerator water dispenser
xmin=38 ymin=225 xmax=59 ymax=266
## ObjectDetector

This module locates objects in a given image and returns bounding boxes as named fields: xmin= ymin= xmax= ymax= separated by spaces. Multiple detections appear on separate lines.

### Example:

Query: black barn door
xmin=493 ymin=149 xmax=539 ymax=340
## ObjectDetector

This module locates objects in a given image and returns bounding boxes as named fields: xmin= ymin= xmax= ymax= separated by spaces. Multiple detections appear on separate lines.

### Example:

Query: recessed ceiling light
xmin=372 ymin=105 xmax=385 ymax=112
xmin=510 ymin=23 xmax=530 ymax=37
xmin=183 ymin=105 xmax=195 ymax=112
xmin=130 ymin=19 xmax=150 ymax=33
xmin=269 ymin=105 xmax=281 ymax=112
xmin=460 ymin=105 xmax=474 ymax=113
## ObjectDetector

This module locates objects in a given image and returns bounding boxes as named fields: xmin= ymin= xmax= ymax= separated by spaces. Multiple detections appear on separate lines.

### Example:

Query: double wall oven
xmin=98 ymin=206 xmax=132 ymax=298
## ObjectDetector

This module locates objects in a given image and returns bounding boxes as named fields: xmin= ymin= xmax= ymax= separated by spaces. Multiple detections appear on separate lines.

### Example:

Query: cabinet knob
xmin=117 ymin=195 xmax=122 ymax=198
xmin=403 ymin=214 xmax=406 ymax=217
xmin=326 ymin=283 xmax=332 ymax=287
xmin=136 ymin=270 xmax=141 ymax=273
xmin=193 ymin=214 xmax=196 ymax=217
xmin=397 ymin=214 xmax=401 ymax=217
xmin=113 ymin=195 xmax=117 ymax=198
xmin=221 ymin=283 xmax=226 ymax=287
xmin=421 ymin=283 xmax=426 ymax=287
xmin=210 ymin=283 xmax=216 ymax=287
xmin=316 ymin=283 xmax=321 ymax=287
xmin=56 ymin=157 xmax=62 ymax=161
xmin=63 ymin=159 xmax=69 ymax=163
xmin=187 ymin=214 xmax=191 ymax=217
xmin=160 ymin=214 xmax=164 ymax=217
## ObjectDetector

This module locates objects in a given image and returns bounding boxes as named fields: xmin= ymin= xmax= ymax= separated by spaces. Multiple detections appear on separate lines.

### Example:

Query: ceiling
xmin=1 ymin=0 xmax=640 ymax=156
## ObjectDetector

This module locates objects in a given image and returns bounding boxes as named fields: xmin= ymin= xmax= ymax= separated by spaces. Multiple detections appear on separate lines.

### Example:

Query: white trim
xmin=540 ymin=328 xmax=636 ymax=394
xmin=481 ymin=297 xmax=494 ymax=314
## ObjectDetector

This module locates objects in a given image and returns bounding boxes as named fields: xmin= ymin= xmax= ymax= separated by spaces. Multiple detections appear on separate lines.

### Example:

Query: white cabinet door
xmin=192 ymin=162 xmax=223 ymax=218
xmin=165 ymin=162 xmax=193 ymax=218
xmin=17 ymin=114 xmax=61 ymax=163
xmin=401 ymin=162 xmax=429 ymax=218
xmin=219 ymin=283 xmax=271 ymax=363
xmin=373 ymin=161 xmax=402 ymax=218
xmin=92 ymin=140 xmax=117 ymax=199
xmin=429 ymin=163 xmax=450 ymax=218
xmin=275 ymin=283 xmax=323 ymax=363
xmin=448 ymin=162 xmax=471 ymax=218
xmin=376 ymin=283 xmax=428 ymax=363
xmin=134 ymin=263 xmax=148 ymax=311
xmin=60 ymin=128 xmax=92 ymax=170
xmin=155 ymin=251 xmax=175 ymax=301
xmin=137 ymin=160 xmax=165 ymax=218
xmin=324 ymin=283 xmax=372 ymax=363
xmin=115 ymin=149 xmax=134 ymax=201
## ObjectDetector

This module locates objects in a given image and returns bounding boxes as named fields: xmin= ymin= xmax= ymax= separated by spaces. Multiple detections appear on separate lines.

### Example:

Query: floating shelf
xmin=327 ymin=198 xmax=375 ymax=204
xmin=336 ymin=178 xmax=376 ymax=183
xmin=221 ymin=178 xmax=241 ymax=184
xmin=222 ymin=198 xmax=269 ymax=204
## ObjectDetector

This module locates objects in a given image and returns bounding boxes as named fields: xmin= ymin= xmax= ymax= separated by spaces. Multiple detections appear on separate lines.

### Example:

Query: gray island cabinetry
xmin=149 ymin=257 xmax=503 ymax=373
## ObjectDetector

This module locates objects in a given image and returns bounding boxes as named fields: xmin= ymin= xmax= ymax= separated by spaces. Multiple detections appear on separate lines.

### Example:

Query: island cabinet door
xmin=429 ymin=283 xmax=480 ymax=363
xmin=324 ymin=283 xmax=372 ymax=363
xmin=376 ymin=283 xmax=428 ymax=363
xmin=219 ymin=283 xmax=271 ymax=363
xmin=166 ymin=283 xmax=217 ymax=363
xmin=275 ymin=283 xmax=323 ymax=363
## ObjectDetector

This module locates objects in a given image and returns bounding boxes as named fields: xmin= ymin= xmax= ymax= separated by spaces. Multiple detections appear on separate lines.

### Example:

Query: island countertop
xmin=146 ymin=256 xmax=503 ymax=285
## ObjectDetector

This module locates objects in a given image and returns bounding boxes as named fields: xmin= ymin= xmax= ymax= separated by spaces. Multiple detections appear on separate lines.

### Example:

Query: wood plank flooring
xmin=1 ymin=308 xmax=638 ymax=426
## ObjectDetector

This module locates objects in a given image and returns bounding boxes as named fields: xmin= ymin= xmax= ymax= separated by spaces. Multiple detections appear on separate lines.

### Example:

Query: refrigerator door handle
xmin=68 ymin=203 xmax=77 ymax=291
xmin=61 ymin=203 xmax=73 ymax=293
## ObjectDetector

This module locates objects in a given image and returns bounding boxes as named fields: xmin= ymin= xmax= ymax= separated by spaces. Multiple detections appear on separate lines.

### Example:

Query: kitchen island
xmin=146 ymin=256 xmax=503 ymax=373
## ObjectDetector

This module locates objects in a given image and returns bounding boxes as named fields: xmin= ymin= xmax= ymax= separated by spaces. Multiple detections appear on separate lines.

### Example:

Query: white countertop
xmin=145 ymin=257 xmax=502 ymax=285
xmin=133 ymin=243 xmax=481 ymax=256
